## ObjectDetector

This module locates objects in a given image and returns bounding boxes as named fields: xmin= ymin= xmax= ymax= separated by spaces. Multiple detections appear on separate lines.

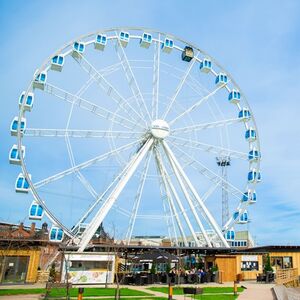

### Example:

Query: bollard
xmin=168 ymin=282 xmax=173 ymax=300
xmin=233 ymin=281 xmax=238 ymax=296
xmin=78 ymin=287 xmax=84 ymax=300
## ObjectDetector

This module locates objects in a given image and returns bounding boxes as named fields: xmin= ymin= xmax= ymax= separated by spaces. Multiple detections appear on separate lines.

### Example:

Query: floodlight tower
xmin=216 ymin=157 xmax=231 ymax=227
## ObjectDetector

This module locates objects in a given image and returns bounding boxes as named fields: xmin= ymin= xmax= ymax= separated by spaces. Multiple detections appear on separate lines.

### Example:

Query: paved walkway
xmin=237 ymin=282 xmax=276 ymax=300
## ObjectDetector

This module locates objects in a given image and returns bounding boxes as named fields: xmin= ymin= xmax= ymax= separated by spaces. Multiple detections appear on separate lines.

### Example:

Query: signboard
xmin=241 ymin=255 xmax=258 ymax=262
xmin=67 ymin=270 xmax=114 ymax=284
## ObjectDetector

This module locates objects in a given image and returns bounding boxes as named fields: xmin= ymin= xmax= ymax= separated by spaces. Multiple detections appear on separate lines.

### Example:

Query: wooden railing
xmin=275 ymin=268 xmax=299 ymax=286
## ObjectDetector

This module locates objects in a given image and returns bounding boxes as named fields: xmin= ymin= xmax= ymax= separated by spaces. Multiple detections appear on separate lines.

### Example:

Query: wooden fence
xmin=275 ymin=268 xmax=299 ymax=287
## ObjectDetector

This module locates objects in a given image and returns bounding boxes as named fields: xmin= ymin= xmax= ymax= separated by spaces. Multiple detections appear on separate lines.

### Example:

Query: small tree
xmin=166 ymin=263 xmax=171 ymax=273
xmin=264 ymin=254 xmax=273 ymax=273
xmin=49 ymin=262 xmax=56 ymax=282
xmin=150 ymin=263 xmax=157 ymax=274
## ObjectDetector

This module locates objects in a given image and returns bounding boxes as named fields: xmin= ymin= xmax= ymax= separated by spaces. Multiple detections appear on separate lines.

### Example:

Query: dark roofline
xmin=243 ymin=245 xmax=300 ymax=253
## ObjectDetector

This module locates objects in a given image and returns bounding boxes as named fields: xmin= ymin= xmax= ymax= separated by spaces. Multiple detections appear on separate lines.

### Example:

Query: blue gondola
xmin=245 ymin=128 xmax=256 ymax=142
xmin=162 ymin=38 xmax=174 ymax=53
xmin=238 ymin=211 xmax=249 ymax=224
xmin=119 ymin=31 xmax=130 ymax=47
xmin=15 ymin=173 xmax=31 ymax=193
xmin=225 ymin=228 xmax=235 ymax=241
xmin=199 ymin=58 xmax=212 ymax=73
xmin=51 ymin=55 xmax=64 ymax=72
xmin=182 ymin=46 xmax=194 ymax=62
xmin=10 ymin=117 xmax=26 ymax=136
xmin=9 ymin=144 xmax=25 ymax=165
xmin=215 ymin=73 xmax=228 ymax=87
xmin=238 ymin=108 xmax=251 ymax=121
xmin=233 ymin=211 xmax=239 ymax=220
xmin=228 ymin=89 xmax=241 ymax=104
xmin=72 ymin=41 xmax=85 ymax=58
xmin=29 ymin=201 xmax=44 ymax=220
xmin=33 ymin=72 xmax=47 ymax=90
xmin=248 ymin=169 xmax=261 ymax=183
xmin=140 ymin=32 xmax=152 ymax=48
xmin=19 ymin=91 xmax=34 ymax=111
xmin=49 ymin=226 xmax=64 ymax=242
xmin=248 ymin=148 xmax=261 ymax=162
xmin=242 ymin=190 xmax=257 ymax=204
xmin=94 ymin=34 xmax=107 ymax=50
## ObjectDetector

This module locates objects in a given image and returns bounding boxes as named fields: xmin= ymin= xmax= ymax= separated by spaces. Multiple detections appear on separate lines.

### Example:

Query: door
xmin=1 ymin=256 xmax=29 ymax=283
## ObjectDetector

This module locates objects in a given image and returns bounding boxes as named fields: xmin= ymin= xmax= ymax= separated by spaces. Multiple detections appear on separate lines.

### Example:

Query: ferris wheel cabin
xmin=72 ymin=42 xmax=85 ymax=58
xmin=94 ymin=34 xmax=107 ymax=50
xmin=242 ymin=190 xmax=257 ymax=204
xmin=245 ymin=128 xmax=257 ymax=142
xmin=10 ymin=117 xmax=26 ymax=136
xmin=9 ymin=144 xmax=25 ymax=165
xmin=162 ymin=38 xmax=174 ymax=53
xmin=19 ymin=91 xmax=34 ymax=111
xmin=51 ymin=55 xmax=64 ymax=72
xmin=248 ymin=169 xmax=261 ymax=183
xmin=33 ymin=72 xmax=47 ymax=90
xmin=228 ymin=90 xmax=241 ymax=104
xmin=119 ymin=31 xmax=130 ymax=47
xmin=248 ymin=149 xmax=261 ymax=162
xmin=238 ymin=108 xmax=251 ymax=121
xmin=29 ymin=201 xmax=44 ymax=220
xmin=182 ymin=46 xmax=194 ymax=62
xmin=15 ymin=173 xmax=31 ymax=193
xmin=49 ymin=226 xmax=64 ymax=242
xmin=238 ymin=211 xmax=249 ymax=224
xmin=225 ymin=229 xmax=235 ymax=241
xmin=215 ymin=73 xmax=228 ymax=87
xmin=140 ymin=32 xmax=152 ymax=48
xmin=200 ymin=58 xmax=212 ymax=73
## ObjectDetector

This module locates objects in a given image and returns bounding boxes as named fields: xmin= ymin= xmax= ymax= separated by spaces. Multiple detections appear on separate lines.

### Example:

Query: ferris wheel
xmin=10 ymin=27 xmax=261 ymax=251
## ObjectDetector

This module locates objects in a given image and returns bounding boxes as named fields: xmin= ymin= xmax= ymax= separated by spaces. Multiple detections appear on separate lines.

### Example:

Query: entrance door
xmin=1 ymin=256 xmax=29 ymax=283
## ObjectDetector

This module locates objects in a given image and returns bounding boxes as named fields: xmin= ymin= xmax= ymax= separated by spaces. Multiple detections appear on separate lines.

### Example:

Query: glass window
xmin=69 ymin=260 xmax=112 ymax=271
xmin=241 ymin=261 xmax=258 ymax=271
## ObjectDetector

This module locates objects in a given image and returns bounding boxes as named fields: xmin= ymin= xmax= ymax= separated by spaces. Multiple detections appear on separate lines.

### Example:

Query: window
xmin=271 ymin=256 xmax=293 ymax=269
xmin=69 ymin=260 xmax=112 ymax=271
xmin=241 ymin=261 xmax=258 ymax=271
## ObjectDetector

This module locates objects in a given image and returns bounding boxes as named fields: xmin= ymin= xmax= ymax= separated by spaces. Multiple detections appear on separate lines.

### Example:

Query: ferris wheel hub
xmin=150 ymin=119 xmax=170 ymax=139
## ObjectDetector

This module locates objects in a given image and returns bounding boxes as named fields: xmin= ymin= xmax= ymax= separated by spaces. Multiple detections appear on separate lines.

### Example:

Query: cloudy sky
xmin=1 ymin=0 xmax=300 ymax=246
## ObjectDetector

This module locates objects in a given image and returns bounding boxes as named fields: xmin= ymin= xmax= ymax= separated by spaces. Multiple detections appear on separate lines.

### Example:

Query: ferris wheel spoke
xmin=24 ymin=128 xmax=144 ymax=139
xmin=169 ymin=141 xmax=243 ymax=199
xmin=169 ymin=136 xmax=248 ymax=160
xmin=77 ymin=138 xmax=154 ymax=251
xmin=33 ymin=139 xmax=140 ymax=189
xmin=169 ymin=82 xmax=230 ymax=126
xmin=113 ymin=34 xmax=152 ymax=122
xmin=72 ymin=54 xmax=147 ymax=125
xmin=162 ymin=54 xmax=199 ymax=120
xmin=172 ymin=118 xmax=241 ymax=134
xmin=154 ymin=147 xmax=187 ymax=247
xmin=162 ymin=141 xmax=230 ymax=248
xmin=125 ymin=151 xmax=152 ymax=245
xmin=152 ymin=35 xmax=161 ymax=120
xmin=43 ymin=83 xmax=143 ymax=131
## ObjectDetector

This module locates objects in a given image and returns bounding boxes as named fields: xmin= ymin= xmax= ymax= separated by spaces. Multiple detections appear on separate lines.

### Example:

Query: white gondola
xmin=140 ymin=32 xmax=152 ymax=48
xmin=228 ymin=89 xmax=241 ymax=104
xmin=242 ymin=190 xmax=257 ymax=204
xmin=215 ymin=73 xmax=228 ymax=87
xmin=238 ymin=211 xmax=249 ymax=224
xmin=33 ymin=72 xmax=47 ymax=90
xmin=94 ymin=34 xmax=107 ymax=51
xmin=182 ymin=46 xmax=194 ymax=62
xmin=248 ymin=169 xmax=261 ymax=183
xmin=72 ymin=41 xmax=85 ymax=58
xmin=245 ymin=128 xmax=256 ymax=142
xmin=49 ymin=226 xmax=64 ymax=242
xmin=10 ymin=117 xmax=26 ymax=136
xmin=15 ymin=173 xmax=31 ymax=193
xmin=248 ymin=148 xmax=261 ymax=162
xmin=9 ymin=144 xmax=25 ymax=165
xmin=51 ymin=55 xmax=64 ymax=72
xmin=199 ymin=58 xmax=212 ymax=73
xmin=161 ymin=38 xmax=174 ymax=53
xmin=119 ymin=31 xmax=130 ymax=47
xmin=29 ymin=201 xmax=44 ymax=220
xmin=225 ymin=228 xmax=235 ymax=241
xmin=19 ymin=91 xmax=34 ymax=111
xmin=238 ymin=108 xmax=251 ymax=121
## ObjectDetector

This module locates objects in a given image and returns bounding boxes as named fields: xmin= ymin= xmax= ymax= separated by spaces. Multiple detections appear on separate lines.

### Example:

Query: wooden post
xmin=233 ymin=281 xmax=238 ymax=296
xmin=78 ymin=287 xmax=84 ymax=300
xmin=168 ymin=282 xmax=173 ymax=300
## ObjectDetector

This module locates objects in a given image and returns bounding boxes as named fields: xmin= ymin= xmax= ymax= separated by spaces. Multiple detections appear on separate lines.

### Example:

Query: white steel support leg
xmin=162 ymin=143 xmax=212 ymax=247
xmin=163 ymin=141 xmax=230 ymax=248
xmin=154 ymin=150 xmax=186 ymax=247
xmin=77 ymin=138 xmax=154 ymax=252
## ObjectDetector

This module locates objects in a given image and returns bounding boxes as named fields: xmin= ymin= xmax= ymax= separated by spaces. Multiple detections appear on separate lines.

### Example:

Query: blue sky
xmin=1 ymin=0 xmax=300 ymax=245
